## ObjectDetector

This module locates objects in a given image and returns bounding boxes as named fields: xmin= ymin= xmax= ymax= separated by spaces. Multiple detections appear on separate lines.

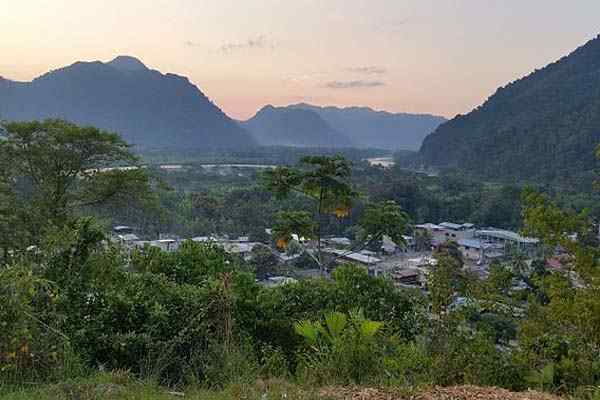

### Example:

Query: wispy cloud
xmin=284 ymin=71 xmax=329 ymax=84
xmin=216 ymin=35 xmax=275 ymax=54
xmin=184 ymin=40 xmax=202 ymax=48
xmin=346 ymin=66 xmax=387 ymax=75
xmin=184 ymin=35 xmax=276 ymax=53
xmin=323 ymin=80 xmax=386 ymax=89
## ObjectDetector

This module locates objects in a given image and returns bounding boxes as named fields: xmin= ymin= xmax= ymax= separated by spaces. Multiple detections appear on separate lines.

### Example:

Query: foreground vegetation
xmin=1 ymin=120 xmax=599 ymax=399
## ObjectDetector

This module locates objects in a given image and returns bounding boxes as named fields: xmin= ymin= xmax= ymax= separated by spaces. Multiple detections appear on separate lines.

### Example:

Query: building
xmin=325 ymin=248 xmax=383 ymax=276
xmin=381 ymin=235 xmax=415 ymax=254
xmin=415 ymin=222 xmax=475 ymax=246
xmin=390 ymin=268 xmax=422 ymax=287
xmin=111 ymin=226 xmax=140 ymax=247
xmin=147 ymin=239 xmax=180 ymax=252
xmin=325 ymin=248 xmax=381 ymax=266
xmin=457 ymin=239 xmax=504 ymax=263
xmin=474 ymin=229 xmax=539 ymax=256
xmin=324 ymin=237 xmax=352 ymax=248
xmin=438 ymin=222 xmax=476 ymax=241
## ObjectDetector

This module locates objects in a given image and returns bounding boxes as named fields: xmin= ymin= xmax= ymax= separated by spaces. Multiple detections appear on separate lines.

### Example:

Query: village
xmin=110 ymin=220 xmax=558 ymax=293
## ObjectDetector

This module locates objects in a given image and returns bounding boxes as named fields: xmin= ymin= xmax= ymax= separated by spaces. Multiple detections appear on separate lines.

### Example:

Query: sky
xmin=1 ymin=0 xmax=600 ymax=120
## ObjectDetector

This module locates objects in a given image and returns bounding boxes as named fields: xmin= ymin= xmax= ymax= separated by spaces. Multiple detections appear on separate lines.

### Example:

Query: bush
xmin=295 ymin=309 xmax=386 ymax=385
xmin=0 ymin=264 xmax=86 ymax=384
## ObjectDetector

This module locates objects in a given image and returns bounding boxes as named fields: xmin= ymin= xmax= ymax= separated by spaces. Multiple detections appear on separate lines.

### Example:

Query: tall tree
xmin=0 ymin=120 xmax=151 ymax=252
xmin=263 ymin=155 xmax=409 ymax=274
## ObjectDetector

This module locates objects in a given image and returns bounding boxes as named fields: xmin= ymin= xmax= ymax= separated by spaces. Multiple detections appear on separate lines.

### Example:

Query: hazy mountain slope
xmin=289 ymin=103 xmax=446 ymax=150
xmin=241 ymin=105 xmax=353 ymax=148
xmin=0 ymin=56 xmax=255 ymax=150
xmin=417 ymin=35 xmax=600 ymax=182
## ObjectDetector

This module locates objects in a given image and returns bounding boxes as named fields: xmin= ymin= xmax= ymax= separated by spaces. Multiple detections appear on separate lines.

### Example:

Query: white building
xmin=415 ymin=222 xmax=476 ymax=245
xmin=474 ymin=229 xmax=539 ymax=256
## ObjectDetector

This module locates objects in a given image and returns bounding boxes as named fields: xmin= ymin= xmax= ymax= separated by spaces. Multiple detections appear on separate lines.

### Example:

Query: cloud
xmin=184 ymin=40 xmax=202 ymax=48
xmin=216 ymin=35 xmax=275 ymax=54
xmin=284 ymin=71 xmax=330 ymax=84
xmin=323 ymin=80 xmax=386 ymax=89
xmin=346 ymin=66 xmax=387 ymax=75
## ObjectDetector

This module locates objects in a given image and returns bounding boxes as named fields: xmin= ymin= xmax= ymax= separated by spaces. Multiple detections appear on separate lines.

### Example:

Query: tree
xmin=518 ymin=187 xmax=600 ymax=391
xmin=414 ymin=228 xmax=433 ymax=252
xmin=0 ymin=120 xmax=151 ymax=245
xmin=263 ymin=155 xmax=357 ymax=262
xmin=429 ymin=242 xmax=465 ymax=316
xmin=250 ymin=244 xmax=280 ymax=279
xmin=263 ymin=156 xmax=409 ymax=274
xmin=359 ymin=200 xmax=409 ymax=250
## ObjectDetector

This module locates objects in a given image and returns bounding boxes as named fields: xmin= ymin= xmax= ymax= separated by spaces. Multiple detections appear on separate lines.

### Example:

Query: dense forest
xmin=417 ymin=35 xmax=600 ymax=185
xmin=1 ymin=120 xmax=600 ymax=399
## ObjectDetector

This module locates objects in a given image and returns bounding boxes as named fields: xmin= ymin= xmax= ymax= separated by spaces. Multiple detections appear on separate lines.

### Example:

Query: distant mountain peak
xmin=258 ymin=104 xmax=276 ymax=113
xmin=242 ymin=105 xmax=353 ymax=148
xmin=284 ymin=103 xmax=446 ymax=150
xmin=107 ymin=56 xmax=148 ymax=72
xmin=0 ymin=57 xmax=256 ymax=150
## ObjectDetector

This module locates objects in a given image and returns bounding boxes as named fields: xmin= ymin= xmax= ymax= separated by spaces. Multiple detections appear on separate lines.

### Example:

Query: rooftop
xmin=440 ymin=222 xmax=464 ymax=230
xmin=415 ymin=223 xmax=445 ymax=231
xmin=475 ymin=229 xmax=539 ymax=244
xmin=326 ymin=248 xmax=382 ymax=265
xmin=458 ymin=239 xmax=502 ymax=250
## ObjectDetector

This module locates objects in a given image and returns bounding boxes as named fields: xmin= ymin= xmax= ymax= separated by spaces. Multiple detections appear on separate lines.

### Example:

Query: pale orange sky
xmin=1 ymin=0 xmax=599 ymax=120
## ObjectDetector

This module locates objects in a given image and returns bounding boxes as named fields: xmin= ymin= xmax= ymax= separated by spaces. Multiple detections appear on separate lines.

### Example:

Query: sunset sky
xmin=2 ymin=0 xmax=600 ymax=120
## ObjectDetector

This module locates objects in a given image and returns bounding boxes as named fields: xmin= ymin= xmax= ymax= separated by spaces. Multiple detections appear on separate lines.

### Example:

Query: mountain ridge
xmin=0 ymin=56 xmax=256 ymax=150
xmin=287 ymin=103 xmax=446 ymax=150
xmin=241 ymin=105 xmax=353 ymax=148
xmin=417 ymin=34 xmax=600 ymax=183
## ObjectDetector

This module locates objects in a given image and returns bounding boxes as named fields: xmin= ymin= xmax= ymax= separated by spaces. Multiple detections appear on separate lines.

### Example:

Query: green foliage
xmin=359 ymin=200 xmax=409 ymax=248
xmin=263 ymin=156 xmax=358 ymax=264
xmin=131 ymin=240 xmax=233 ymax=285
xmin=0 ymin=263 xmax=86 ymax=384
xmin=417 ymin=35 xmax=600 ymax=185
xmin=0 ymin=120 xmax=152 ymax=255
xmin=294 ymin=309 xmax=385 ymax=384
xmin=272 ymin=211 xmax=316 ymax=249
xmin=249 ymin=244 xmax=280 ymax=279
xmin=254 ymin=264 xmax=423 ymax=370
xmin=429 ymin=242 xmax=465 ymax=315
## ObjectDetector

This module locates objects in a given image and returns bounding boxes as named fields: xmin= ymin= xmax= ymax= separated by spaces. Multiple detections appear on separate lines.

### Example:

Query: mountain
xmin=0 ymin=56 xmax=255 ymax=150
xmin=289 ymin=103 xmax=446 ymax=150
xmin=417 ymin=35 xmax=600 ymax=183
xmin=241 ymin=105 xmax=353 ymax=148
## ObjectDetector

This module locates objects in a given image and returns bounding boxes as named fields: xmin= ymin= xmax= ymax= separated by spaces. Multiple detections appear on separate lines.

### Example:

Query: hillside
xmin=290 ymin=103 xmax=446 ymax=150
xmin=0 ymin=56 xmax=256 ymax=150
xmin=418 ymin=35 xmax=600 ymax=182
xmin=241 ymin=105 xmax=353 ymax=148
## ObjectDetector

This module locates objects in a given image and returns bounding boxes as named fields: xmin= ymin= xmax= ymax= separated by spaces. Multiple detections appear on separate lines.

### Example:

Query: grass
xmin=0 ymin=374 xmax=325 ymax=400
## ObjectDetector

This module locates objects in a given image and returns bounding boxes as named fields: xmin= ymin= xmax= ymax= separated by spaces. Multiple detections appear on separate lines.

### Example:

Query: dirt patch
xmin=319 ymin=385 xmax=563 ymax=400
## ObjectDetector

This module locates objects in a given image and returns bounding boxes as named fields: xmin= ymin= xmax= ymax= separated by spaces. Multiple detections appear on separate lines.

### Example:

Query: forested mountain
xmin=241 ymin=105 xmax=353 ymax=148
xmin=0 ymin=56 xmax=256 ymax=150
xmin=418 ymin=35 xmax=600 ymax=182
xmin=290 ymin=103 xmax=446 ymax=150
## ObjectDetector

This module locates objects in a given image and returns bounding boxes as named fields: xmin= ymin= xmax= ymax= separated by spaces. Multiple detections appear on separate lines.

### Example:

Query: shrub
xmin=294 ymin=309 xmax=385 ymax=384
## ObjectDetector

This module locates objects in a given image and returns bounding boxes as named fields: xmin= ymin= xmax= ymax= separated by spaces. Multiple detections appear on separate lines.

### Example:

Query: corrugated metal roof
xmin=475 ymin=229 xmax=539 ymax=244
